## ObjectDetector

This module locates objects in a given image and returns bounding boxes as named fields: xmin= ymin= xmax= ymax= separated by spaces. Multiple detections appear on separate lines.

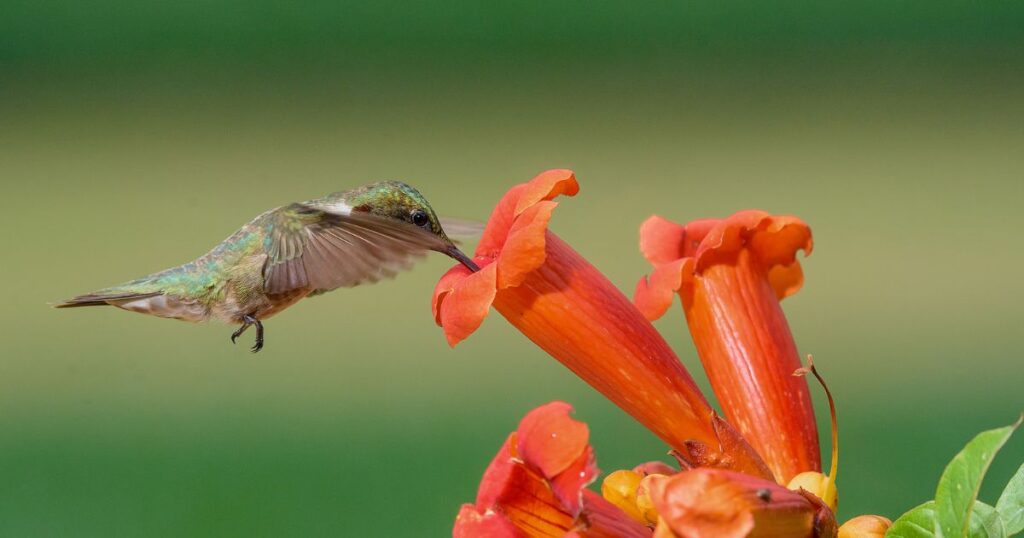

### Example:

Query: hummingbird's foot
xmin=250 ymin=317 xmax=264 ymax=353
xmin=230 ymin=314 xmax=265 ymax=353
xmin=230 ymin=322 xmax=249 ymax=344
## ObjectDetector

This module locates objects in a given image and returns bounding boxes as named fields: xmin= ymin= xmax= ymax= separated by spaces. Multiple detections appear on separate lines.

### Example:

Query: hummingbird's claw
xmin=230 ymin=314 xmax=264 ymax=353
xmin=250 ymin=317 xmax=264 ymax=353
xmin=230 ymin=323 xmax=249 ymax=344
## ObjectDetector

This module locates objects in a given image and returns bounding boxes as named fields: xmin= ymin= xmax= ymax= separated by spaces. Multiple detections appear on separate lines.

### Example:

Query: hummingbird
xmin=56 ymin=181 xmax=480 ymax=352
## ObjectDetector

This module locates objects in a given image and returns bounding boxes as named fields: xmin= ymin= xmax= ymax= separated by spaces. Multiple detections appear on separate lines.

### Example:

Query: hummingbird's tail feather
xmin=55 ymin=286 xmax=209 ymax=322
xmin=54 ymin=291 xmax=162 ymax=308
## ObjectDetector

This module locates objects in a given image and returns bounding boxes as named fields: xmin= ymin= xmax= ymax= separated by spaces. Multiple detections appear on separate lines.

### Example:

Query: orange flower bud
xmin=636 ymin=474 xmax=667 ymax=526
xmin=648 ymin=468 xmax=819 ymax=538
xmin=838 ymin=515 xmax=892 ymax=538
xmin=601 ymin=470 xmax=647 ymax=524
xmin=788 ymin=471 xmax=837 ymax=512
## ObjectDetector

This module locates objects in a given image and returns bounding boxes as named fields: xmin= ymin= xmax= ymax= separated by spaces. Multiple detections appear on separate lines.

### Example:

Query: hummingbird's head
xmin=343 ymin=181 xmax=480 ymax=272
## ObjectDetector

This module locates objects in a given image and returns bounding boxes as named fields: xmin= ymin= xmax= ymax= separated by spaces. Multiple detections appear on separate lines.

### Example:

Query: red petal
xmin=433 ymin=262 xmax=498 ymax=346
xmin=639 ymin=215 xmax=688 ymax=265
xmin=475 ymin=433 xmax=519 ymax=508
xmin=494 ymin=465 xmax=577 ymax=536
xmin=678 ymin=218 xmax=721 ymax=257
xmin=476 ymin=183 xmax=527 ymax=259
xmin=471 ymin=409 xmax=593 ymax=528
xmin=475 ymin=169 xmax=579 ymax=260
xmin=433 ymin=264 xmax=472 ymax=325
xmin=749 ymin=215 xmax=814 ymax=268
xmin=514 ymin=169 xmax=579 ymax=216
xmin=498 ymin=201 xmax=558 ymax=289
xmin=516 ymin=402 xmax=594 ymax=515
xmin=691 ymin=210 xmax=812 ymax=293
xmin=768 ymin=262 xmax=805 ymax=301
xmin=472 ymin=434 xmax=576 ymax=536
xmin=575 ymin=490 xmax=653 ymax=538
xmin=547 ymin=445 xmax=598 ymax=516
xmin=691 ymin=210 xmax=768 ymax=273
xmin=633 ymin=258 xmax=688 ymax=321
xmin=461 ymin=403 xmax=649 ymax=538
xmin=516 ymin=402 xmax=590 ymax=478
xmin=453 ymin=504 xmax=526 ymax=538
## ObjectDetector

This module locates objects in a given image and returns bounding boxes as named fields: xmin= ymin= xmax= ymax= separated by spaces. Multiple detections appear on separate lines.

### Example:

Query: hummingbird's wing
xmin=263 ymin=204 xmax=448 ymax=295
xmin=438 ymin=217 xmax=484 ymax=240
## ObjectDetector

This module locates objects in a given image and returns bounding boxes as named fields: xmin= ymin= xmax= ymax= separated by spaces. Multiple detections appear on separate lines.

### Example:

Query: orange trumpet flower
xmin=456 ymin=402 xmax=837 ymax=538
xmin=634 ymin=211 xmax=821 ymax=483
xmin=453 ymin=401 xmax=652 ymax=538
xmin=432 ymin=170 xmax=769 ymax=478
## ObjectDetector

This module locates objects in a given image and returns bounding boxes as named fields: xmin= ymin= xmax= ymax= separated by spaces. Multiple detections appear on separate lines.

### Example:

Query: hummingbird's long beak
xmin=445 ymin=245 xmax=480 ymax=272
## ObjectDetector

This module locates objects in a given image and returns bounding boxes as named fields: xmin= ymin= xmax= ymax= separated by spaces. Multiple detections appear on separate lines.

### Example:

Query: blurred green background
xmin=2 ymin=1 xmax=1022 ymax=535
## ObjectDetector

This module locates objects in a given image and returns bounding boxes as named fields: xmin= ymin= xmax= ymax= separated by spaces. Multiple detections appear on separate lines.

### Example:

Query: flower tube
xmin=433 ymin=170 xmax=769 ymax=477
xmin=635 ymin=211 xmax=820 ymax=483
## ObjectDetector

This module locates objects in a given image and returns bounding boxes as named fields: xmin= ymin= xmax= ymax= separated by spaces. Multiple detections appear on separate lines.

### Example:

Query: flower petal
xmin=691 ymin=210 xmax=812 ymax=293
xmin=514 ymin=169 xmax=579 ymax=216
xmin=634 ymin=258 xmax=688 ymax=321
xmin=475 ymin=433 xmax=520 ymax=508
xmin=749 ymin=215 xmax=814 ymax=269
xmin=639 ymin=215 xmax=688 ymax=266
xmin=476 ymin=435 xmax=577 ymax=536
xmin=516 ymin=401 xmax=589 ymax=477
xmin=575 ymin=490 xmax=653 ymax=538
xmin=461 ymin=402 xmax=649 ymax=538
xmin=547 ymin=445 xmax=598 ymax=517
xmin=516 ymin=401 xmax=596 ymax=515
xmin=433 ymin=264 xmax=470 ymax=323
xmin=499 ymin=201 xmax=559 ymax=289
xmin=433 ymin=261 xmax=498 ymax=346
xmin=476 ymin=170 xmax=579 ymax=259
xmin=453 ymin=504 xmax=526 ymax=538
xmin=639 ymin=215 xmax=720 ymax=265
xmin=768 ymin=262 xmax=805 ymax=300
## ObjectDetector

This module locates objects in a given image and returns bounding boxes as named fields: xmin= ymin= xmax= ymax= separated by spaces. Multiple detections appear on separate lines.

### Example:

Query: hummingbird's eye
xmin=411 ymin=209 xmax=430 ymax=228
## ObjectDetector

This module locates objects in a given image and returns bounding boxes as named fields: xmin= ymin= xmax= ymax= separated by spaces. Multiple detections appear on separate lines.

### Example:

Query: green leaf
xmin=888 ymin=501 xmax=940 ymax=538
xmin=886 ymin=501 xmax=1007 ymax=538
xmin=969 ymin=502 xmax=1006 ymax=538
xmin=935 ymin=418 xmax=1021 ymax=538
xmin=996 ymin=463 xmax=1024 ymax=535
